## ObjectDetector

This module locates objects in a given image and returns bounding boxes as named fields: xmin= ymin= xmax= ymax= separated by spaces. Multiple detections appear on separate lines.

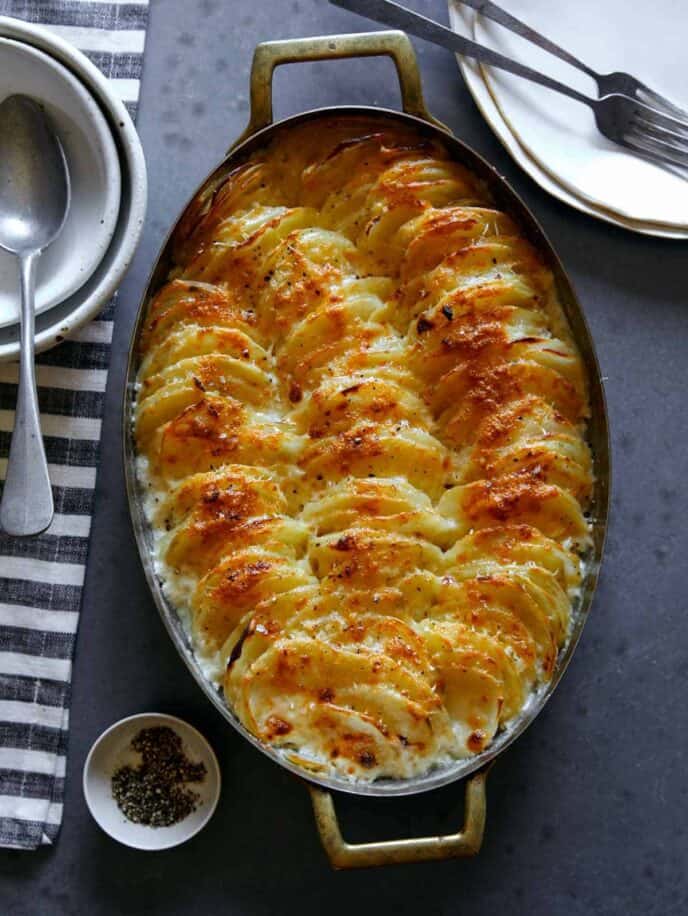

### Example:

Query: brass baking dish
xmin=123 ymin=30 xmax=610 ymax=868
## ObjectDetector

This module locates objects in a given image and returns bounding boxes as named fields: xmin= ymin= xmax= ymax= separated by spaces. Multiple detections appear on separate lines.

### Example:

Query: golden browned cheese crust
xmin=135 ymin=117 xmax=592 ymax=781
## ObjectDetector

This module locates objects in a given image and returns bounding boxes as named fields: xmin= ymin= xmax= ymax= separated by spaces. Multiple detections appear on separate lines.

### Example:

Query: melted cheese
xmin=135 ymin=117 xmax=592 ymax=781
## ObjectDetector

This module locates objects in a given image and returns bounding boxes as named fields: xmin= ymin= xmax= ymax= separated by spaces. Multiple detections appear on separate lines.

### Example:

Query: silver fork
xmin=330 ymin=0 xmax=688 ymax=172
xmin=457 ymin=0 xmax=688 ymax=120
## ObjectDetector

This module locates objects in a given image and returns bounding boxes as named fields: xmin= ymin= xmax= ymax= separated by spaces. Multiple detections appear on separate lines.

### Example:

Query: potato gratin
xmin=135 ymin=117 xmax=592 ymax=781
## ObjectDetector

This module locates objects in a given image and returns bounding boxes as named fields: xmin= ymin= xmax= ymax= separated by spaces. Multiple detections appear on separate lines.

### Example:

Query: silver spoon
xmin=0 ymin=95 xmax=70 ymax=536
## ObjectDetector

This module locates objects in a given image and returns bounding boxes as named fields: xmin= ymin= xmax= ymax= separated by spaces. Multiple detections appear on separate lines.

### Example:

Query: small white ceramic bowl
xmin=0 ymin=36 xmax=122 ymax=329
xmin=83 ymin=713 xmax=221 ymax=851
xmin=0 ymin=15 xmax=147 ymax=362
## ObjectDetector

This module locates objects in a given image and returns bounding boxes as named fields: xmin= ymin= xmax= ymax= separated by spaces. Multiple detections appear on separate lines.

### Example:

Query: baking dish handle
xmin=307 ymin=766 xmax=489 ymax=869
xmin=232 ymin=30 xmax=446 ymax=149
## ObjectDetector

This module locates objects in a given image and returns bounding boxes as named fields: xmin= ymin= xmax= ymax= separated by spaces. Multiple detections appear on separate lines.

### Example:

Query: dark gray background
xmin=1 ymin=0 xmax=687 ymax=913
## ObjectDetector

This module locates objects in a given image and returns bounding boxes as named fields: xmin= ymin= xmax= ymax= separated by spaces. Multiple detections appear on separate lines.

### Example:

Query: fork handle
xmin=330 ymin=0 xmax=593 ymax=106
xmin=457 ymin=0 xmax=597 ymax=80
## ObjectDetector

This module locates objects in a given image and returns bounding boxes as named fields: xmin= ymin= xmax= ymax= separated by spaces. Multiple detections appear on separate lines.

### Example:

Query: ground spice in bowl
xmin=111 ymin=725 xmax=207 ymax=827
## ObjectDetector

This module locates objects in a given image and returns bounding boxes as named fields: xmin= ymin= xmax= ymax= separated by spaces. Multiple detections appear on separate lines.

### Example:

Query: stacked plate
xmin=448 ymin=0 xmax=688 ymax=238
xmin=0 ymin=16 xmax=147 ymax=362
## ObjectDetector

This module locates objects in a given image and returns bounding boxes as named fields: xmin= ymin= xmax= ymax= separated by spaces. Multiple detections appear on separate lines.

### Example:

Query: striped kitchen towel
xmin=0 ymin=0 xmax=149 ymax=850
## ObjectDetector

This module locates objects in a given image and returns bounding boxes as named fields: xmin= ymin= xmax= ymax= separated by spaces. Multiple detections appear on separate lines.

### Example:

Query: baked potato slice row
xmin=446 ymin=525 xmax=582 ymax=595
xmin=148 ymin=396 xmax=304 ymax=482
xmin=438 ymin=474 xmax=590 ymax=544
xmin=154 ymin=465 xmax=286 ymax=530
xmin=301 ymin=476 xmax=457 ymax=547
xmin=192 ymin=550 xmax=317 ymax=653
xmin=399 ymin=206 xmax=517 ymax=281
xmin=139 ymin=279 xmax=262 ymax=353
xmin=299 ymin=422 xmax=457 ymax=501
xmin=139 ymin=325 xmax=269 ymax=382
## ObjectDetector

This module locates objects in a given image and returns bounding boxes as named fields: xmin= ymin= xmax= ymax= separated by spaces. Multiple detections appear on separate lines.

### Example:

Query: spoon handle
xmin=0 ymin=254 xmax=54 ymax=536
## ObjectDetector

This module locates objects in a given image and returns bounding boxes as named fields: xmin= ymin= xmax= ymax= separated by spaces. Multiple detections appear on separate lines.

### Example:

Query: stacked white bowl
xmin=0 ymin=16 xmax=147 ymax=362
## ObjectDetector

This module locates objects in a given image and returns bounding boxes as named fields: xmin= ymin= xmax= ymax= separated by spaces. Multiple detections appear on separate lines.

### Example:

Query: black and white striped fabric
xmin=0 ymin=0 xmax=149 ymax=850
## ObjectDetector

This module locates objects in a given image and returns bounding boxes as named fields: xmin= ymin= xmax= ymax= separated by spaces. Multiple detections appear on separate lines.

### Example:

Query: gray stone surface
xmin=1 ymin=0 xmax=687 ymax=912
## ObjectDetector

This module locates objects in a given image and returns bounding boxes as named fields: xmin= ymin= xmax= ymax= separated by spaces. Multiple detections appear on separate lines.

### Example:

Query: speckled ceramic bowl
xmin=0 ymin=15 xmax=147 ymax=362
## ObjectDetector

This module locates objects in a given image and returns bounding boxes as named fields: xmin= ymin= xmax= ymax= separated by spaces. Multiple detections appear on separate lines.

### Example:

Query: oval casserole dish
xmin=123 ymin=31 xmax=609 ymax=866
